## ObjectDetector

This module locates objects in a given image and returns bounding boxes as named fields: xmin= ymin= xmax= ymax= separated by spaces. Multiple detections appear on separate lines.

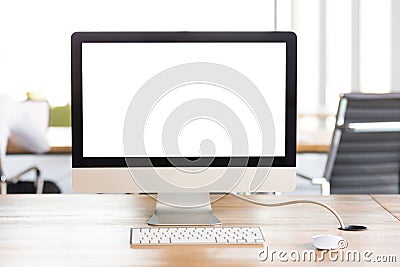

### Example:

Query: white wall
xmin=0 ymin=0 xmax=275 ymax=105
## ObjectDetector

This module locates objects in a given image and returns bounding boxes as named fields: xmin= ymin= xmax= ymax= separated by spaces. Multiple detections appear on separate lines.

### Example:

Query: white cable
xmin=230 ymin=193 xmax=346 ymax=229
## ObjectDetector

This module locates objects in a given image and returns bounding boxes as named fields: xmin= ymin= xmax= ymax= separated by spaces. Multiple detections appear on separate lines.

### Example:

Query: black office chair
xmin=298 ymin=93 xmax=400 ymax=195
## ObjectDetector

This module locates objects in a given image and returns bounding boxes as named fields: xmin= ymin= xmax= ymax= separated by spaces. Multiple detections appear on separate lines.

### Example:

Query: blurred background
xmin=0 ymin=0 xmax=399 ymax=194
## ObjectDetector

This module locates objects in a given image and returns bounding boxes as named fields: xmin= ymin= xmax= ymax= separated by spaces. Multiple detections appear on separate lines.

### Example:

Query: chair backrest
xmin=324 ymin=93 xmax=400 ymax=194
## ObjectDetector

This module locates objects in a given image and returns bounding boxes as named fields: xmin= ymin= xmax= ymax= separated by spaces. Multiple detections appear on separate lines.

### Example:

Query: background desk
xmin=0 ymin=194 xmax=399 ymax=266
xmin=297 ymin=129 xmax=332 ymax=153
xmin=6 ymin=127 xmax=72 ymax=154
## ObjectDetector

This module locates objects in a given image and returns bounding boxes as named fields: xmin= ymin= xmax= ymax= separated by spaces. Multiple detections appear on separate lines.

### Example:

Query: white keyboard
xmin=130 ymin=226 xmax=265 ymax=246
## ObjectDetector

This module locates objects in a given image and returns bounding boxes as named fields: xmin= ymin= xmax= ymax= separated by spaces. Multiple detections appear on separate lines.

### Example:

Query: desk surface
xmin=372 ymin=195 xmax=400 ymax=221
xmin=0 ymin=194 xmax=399 ymax=266
xmin=6 ymin=128 xmax=331 ymax=154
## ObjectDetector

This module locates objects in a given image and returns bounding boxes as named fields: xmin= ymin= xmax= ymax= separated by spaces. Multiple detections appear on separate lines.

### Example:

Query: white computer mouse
xmin=313 ymin=235 xmax=346 ymax=250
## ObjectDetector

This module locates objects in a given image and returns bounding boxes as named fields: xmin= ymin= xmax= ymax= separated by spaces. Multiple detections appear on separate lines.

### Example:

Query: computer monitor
xmin=71 ymin=32 xmax=297 ymax=225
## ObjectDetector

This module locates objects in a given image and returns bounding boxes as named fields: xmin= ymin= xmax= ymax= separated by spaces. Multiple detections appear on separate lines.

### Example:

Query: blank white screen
xmin=82 ymin=42 xmax=286 ymax=157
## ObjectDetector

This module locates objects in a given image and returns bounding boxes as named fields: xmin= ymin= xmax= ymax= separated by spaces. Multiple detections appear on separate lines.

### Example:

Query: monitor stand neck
xmin=147 ymin=192 xmax=221 ymax=226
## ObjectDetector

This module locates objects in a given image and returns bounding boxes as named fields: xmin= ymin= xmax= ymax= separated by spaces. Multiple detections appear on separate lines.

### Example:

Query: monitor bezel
xmin=71 ymin=31 xmax=297 ymax=168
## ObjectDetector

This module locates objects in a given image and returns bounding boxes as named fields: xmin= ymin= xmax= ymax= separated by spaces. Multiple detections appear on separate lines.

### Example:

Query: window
xmin=359 ymin=0 xmax=391 ymax=93
xmin=293 ymin=0 xmax=399 ymax=132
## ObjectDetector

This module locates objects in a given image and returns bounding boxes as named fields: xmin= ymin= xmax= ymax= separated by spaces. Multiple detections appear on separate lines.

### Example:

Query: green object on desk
xmin=50 ymin=104 xmax=71 ymax=127
xmin=25 ymin=91 xmax=71 ymax=127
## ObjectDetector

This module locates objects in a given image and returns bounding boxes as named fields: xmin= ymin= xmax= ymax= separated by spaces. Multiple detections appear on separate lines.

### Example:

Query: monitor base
xmin=147 ymin=193 xmax=221 ymax=226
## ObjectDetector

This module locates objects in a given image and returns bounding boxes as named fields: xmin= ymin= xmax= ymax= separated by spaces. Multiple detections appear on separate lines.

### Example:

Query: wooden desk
xmin=6 ymin=144 xmax=71 ymax=154
xmin=0 ymin=194 xmax=399 ymax=266
xmin=297 ymin=130 xmax=332 ymax=153
xmin=371 ymin=195 xmax=400 ymax=221
xmin=296 ymin=143 xmax=330 ymax=153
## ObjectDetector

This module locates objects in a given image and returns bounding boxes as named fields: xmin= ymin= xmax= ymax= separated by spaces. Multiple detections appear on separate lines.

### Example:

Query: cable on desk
xmin=230 ymin=193 xmax=367 ymax=231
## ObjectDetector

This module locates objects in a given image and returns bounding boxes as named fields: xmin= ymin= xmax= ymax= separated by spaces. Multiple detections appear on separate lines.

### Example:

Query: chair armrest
xmin=0 ymin=171 xmax=6 ymax=195
xmin=297 ymin=172 xmax=331 ymax=196
xmin=311 ymin=177 xmax=331 ymax=196
xmin=8 ymin=166 xmax=43 ymax=194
